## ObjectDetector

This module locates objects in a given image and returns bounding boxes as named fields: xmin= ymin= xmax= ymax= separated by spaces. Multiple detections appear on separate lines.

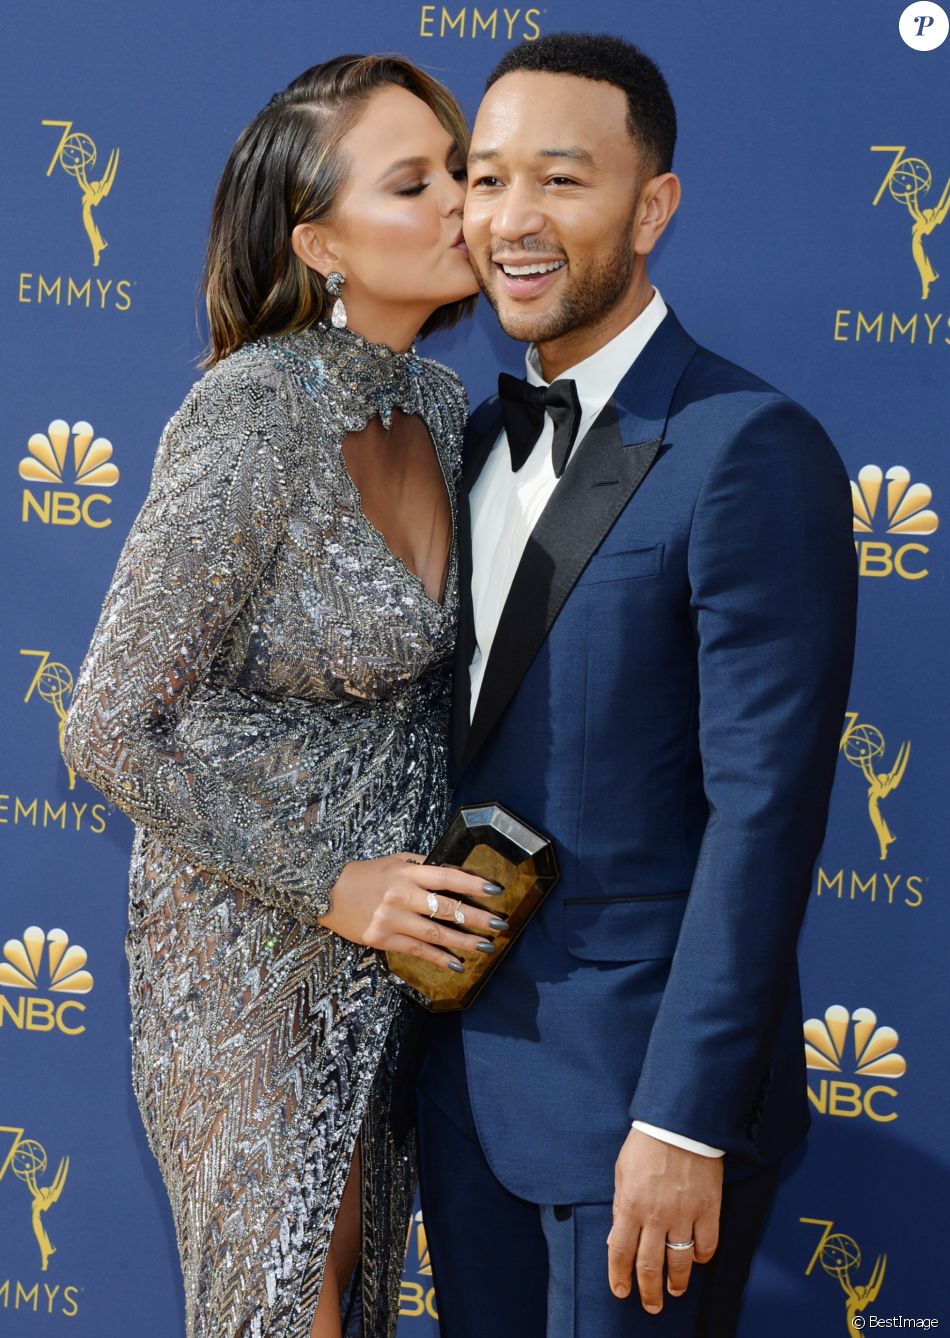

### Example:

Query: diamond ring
xmin=453 ymin=900 xmax=466 ymax=925
xmin=426 ymin=893 xmax=440 ymax=918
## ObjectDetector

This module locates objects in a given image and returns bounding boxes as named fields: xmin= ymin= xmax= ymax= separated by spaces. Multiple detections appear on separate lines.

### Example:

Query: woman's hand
xmin=318 ymin=855 xmax=507 ymax=970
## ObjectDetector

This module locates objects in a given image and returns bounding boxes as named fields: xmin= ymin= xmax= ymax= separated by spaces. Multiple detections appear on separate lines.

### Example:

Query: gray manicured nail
xmin=476 ymin=941 xmax=496 ymax=954
xmin=488 ymin=918 xmax=510 ymax=932
xmin=482 ymin=881 xmax=503 ymax=894
xmin=447 ymin=959 xmax=464 ymax=973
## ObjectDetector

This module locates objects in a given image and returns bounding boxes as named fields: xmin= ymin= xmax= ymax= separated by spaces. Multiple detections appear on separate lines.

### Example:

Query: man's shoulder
xmin=671 ymin=339 xmax=827 ymax=443
xmin=677 ymin=340 xmax=787 ymax=409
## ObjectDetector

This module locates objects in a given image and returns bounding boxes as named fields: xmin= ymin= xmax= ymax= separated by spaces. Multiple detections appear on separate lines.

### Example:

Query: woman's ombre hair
xmin=202 ymin=55 xmax=474 ymax=365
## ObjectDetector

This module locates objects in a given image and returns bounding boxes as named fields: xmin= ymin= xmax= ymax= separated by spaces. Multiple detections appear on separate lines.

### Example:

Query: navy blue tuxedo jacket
xmin=433 ymin=309 xmax=857 ymax=1205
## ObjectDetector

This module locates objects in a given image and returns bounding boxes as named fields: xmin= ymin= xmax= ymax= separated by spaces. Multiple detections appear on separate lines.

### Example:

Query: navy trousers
xmin=416 ymin=1025 xmax=781 ymax=1338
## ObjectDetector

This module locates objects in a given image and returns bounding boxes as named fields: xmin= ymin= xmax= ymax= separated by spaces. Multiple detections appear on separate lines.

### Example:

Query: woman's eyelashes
xmin=396 ymin=165 xmax=467 ymax=196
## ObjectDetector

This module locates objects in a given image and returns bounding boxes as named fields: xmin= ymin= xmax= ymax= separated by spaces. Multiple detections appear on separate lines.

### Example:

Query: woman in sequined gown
xmin=62 ymin=57 xmax=502 ymax=1338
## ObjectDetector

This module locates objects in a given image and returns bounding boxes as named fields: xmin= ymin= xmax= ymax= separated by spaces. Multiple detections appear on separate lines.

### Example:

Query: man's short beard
xmin=477 ymin=214 xmax=639 ymax=346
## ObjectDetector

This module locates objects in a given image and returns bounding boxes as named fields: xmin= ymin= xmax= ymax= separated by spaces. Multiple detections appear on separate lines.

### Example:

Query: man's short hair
xmin=485 ymin=32 xmax=676 ymax=176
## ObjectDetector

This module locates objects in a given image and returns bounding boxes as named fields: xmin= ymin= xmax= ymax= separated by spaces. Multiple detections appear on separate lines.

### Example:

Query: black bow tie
xmin=497 ymin=372 xmax=582 ymax=478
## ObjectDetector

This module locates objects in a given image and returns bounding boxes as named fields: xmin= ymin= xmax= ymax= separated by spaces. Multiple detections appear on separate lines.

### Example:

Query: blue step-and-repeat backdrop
xmin=1 ymin=2 xmax=947 ymax=1334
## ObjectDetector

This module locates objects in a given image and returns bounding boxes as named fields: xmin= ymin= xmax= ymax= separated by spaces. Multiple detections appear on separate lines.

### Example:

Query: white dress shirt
xmin=468 ymin=289 xmax=724 ymax=1160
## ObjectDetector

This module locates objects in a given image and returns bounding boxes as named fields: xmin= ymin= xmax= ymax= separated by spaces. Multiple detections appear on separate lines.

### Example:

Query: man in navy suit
xmin=415 ymin=33 xmax=857 ymax=1336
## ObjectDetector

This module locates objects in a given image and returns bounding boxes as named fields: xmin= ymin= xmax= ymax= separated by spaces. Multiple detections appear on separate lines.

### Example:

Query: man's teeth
xmin=501 ymin=261 xmax=566 ymax=276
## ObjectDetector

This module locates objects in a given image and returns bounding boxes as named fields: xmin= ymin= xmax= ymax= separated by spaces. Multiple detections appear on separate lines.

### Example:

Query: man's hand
xmin=607 ymin=1127 xmax=723 ymax=1313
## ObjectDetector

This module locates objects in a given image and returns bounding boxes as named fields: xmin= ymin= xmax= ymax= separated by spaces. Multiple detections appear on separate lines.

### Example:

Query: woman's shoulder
xmin=413 ymin=353 xmax=469 ymax=435
xmin=159 ymin=341 xmax=307 ymax=461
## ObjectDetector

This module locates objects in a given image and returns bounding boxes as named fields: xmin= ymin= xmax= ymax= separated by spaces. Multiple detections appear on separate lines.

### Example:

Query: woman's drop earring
xmin=326 ymin=272 xmax=347 ymax=329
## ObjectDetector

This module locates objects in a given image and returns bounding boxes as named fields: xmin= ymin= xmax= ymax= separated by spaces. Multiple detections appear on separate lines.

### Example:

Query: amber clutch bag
xmin=385 ymin=802 xmax=559 ymax=1013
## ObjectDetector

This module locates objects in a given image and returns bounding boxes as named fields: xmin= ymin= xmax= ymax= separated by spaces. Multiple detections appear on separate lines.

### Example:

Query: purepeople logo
xmin=19 ymin=419 xmax=119 ymax=528
xmin=399 ymin=1210 xmax=438 ymax=1320
xmin=0 ymin=927 xmax=93 ymax=1036
xmin=801 ymin=1217 xmax=886 ymax=1335
xmin=0 ymin=1125 xmax=79 ymax=1316
xmin=851 ymin=465 xmax=938 ymax=580
xmin=804 ymin=1005 xmax=906 ymax=1123
xmin=17 ymin=119 xmax=132 ymax=313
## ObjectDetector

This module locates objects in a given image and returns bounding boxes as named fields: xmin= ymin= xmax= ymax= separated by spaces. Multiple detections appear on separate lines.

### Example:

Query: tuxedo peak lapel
xmin=456 ymin=309 xmax=698 ymax=777
xmin=612 ymin=307 xmax=698 ymax=444
xmin=462 ymin=397 xmax=504 ymax=491
xmin=451 ymin=397 xmax=503 ymax=775
xmin=460 ymin=405 xmax=659 ymax=774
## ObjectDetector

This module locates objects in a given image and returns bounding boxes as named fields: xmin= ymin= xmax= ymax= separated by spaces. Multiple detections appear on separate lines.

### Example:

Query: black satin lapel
xmin=450 ymin=485 xmax=475 ymax=779
xmin=451 ymin=401 xmax=504 ymax=779
xmin=461 ymin=405 xmax=661 ymax=774
xmin=462 ymin=400 xmax=503 ymax=490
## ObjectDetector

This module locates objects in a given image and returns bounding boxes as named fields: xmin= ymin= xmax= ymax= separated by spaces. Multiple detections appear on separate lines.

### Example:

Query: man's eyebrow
xmin=538 ymin=146 xmax=596 ymax=166
xmin=467 ymin=146 xmax=596 ymax=166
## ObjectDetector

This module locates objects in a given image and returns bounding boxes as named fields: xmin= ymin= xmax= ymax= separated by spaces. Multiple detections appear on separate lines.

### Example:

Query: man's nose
xmin=489 ymin=181 xmax=546 ymax=245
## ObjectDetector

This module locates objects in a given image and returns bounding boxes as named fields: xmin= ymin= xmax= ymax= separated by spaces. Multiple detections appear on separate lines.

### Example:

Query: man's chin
xmin=488 ymin=295 xmax=563 ymax=345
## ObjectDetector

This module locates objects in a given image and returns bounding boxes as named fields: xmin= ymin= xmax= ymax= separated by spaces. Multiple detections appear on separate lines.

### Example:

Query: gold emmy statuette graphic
xmin=804 ymin=1005 xmax=907 ymax=1080
xmin=840 ymin=712 xmax=910 ymax=861
xmin=386 ymin=803 xmax=558 ymax=1012
xmin=802 ymin=1219 xmax=887 ymax=1334
xmin=43 ymin=120 xmax=119 ymax=267
xmin=21 ymin=649 xmax=77 ymax=789
xmin=0 ymin=1127 xmax=69 ymax=1272
xmin=872 ymin=146 xmax=950 ymax=300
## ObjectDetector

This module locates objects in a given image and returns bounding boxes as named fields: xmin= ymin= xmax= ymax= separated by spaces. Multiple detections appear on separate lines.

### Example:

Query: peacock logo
xmin=0 ymin=929 xmax=93 ymax=1037
xmin=19 ymin=420 xmax=119 ymax=529
xmin=19 ymin=420 xmax=119 ymax=489
xmin=804 ymin=1005 xmax=906 ymax=1124
xmin=850 ymin=465 xmax=938 ymax=580
xmin=851 ymin=465 xmax=938 ymax=536
xmin=0 ymin=928 xmax=93 ymax=995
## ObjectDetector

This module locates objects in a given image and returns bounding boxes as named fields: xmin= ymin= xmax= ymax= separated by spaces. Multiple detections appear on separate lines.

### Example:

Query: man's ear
xmin=291 ymin=222 xmax=342 ymax=278
xmin=633 ymin=173 xmax=681 ymax=257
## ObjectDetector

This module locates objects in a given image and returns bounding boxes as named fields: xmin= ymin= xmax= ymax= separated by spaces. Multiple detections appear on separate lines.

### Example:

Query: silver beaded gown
xmin=62 ymin=323 xmax=466 ymax=1338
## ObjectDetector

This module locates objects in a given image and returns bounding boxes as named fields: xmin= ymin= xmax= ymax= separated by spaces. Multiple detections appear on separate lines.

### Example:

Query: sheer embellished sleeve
xmin=62 ymin=351 xmax=348 ymax=925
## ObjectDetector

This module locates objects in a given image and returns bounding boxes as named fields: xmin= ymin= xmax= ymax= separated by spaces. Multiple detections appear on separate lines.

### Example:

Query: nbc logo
xmin=0 ymin=927 xmax=93 ymax=1036
xmin=805 ymin=1004 xmax=906 ymax=1123
xmin=19 ymin=419 xmax=118 ymax=528
xmin=400 ymin=1209 xmax=438 ymax=1321
xmin=851 ymin=464 xmax=938 ymax=579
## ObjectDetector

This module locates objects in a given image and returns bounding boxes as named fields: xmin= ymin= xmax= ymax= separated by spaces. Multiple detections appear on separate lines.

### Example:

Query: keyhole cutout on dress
xmin=341 ymin=410 xmax=452 ymax=606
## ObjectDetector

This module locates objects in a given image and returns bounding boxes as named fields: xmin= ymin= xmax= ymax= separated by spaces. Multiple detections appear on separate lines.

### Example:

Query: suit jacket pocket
xmin=563 ymin=893 xmax=687 ymax=962
xmin=578 ymin=542 xmax=664 ymax=586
